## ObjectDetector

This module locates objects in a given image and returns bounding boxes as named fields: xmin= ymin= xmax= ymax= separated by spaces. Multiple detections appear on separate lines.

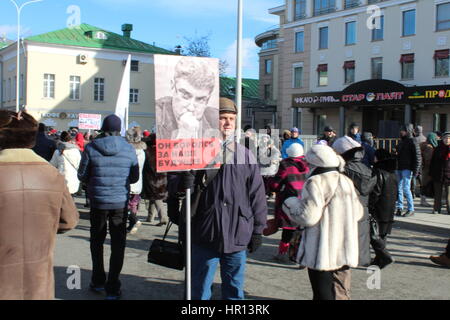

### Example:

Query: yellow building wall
xmin=24 ymin=48 xmax=156 ymax=131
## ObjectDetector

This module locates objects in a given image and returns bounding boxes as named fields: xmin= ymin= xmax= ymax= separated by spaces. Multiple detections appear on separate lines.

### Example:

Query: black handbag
xmin=147 ymin=222 xmax=184 ymax=270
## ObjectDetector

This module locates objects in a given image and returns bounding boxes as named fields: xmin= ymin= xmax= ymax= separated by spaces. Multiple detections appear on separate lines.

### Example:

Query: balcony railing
xmin=313 ymin=7 xmax=336 ymax=17
xmin=294 ymin=13 xmax=307 ymax=21
xmin=368 ymin=0 xmax=389 ymax=4
xmin=344 ymin=0 xmax=361 ymax=9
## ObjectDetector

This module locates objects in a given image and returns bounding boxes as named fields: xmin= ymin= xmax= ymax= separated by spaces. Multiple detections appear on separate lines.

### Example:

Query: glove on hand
xmin=247 ymin=234 xmax=262 ymax=253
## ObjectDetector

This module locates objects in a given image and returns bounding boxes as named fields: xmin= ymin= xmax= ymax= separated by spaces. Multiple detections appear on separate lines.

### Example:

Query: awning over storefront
xmin=292 ymin=79 xmax=450 ymax=108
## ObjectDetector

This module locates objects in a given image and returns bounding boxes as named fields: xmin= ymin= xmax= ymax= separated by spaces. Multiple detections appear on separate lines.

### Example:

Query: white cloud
xmin=0 ymin=24 xmax=33 ymax=39
xmin=222 ymin=38 xmax=260 ymax=78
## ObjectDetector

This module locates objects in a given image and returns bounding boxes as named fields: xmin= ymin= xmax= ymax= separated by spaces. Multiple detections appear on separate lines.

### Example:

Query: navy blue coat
xmin=188 ymin=143 xmax=268 ymax=254
xmin=78 ymin=135 xmax=139 ymax=210
xmin=32 ymin=132 xmax=57 ymax=162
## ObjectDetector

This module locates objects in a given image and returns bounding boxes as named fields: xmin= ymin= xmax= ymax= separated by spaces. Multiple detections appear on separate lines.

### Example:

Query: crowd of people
xmin=0 ymin=103 xmax=449 ymax=301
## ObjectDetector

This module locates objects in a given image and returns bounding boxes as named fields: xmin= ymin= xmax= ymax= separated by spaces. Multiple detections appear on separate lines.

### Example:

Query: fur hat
xmin=0 ymin=110 xmax=38 ymax=149
xmin=332 ymin=136 xmax=362 ymax=155
xmin=306 ymin=144 xmax=345 ymax=171
xmin=126 ymin=126 xmax=142 ymax=143
xmin=286 ymin=143 xmax=304 ymax=158
xmin=101 ymin=114 xmax=121 ymax=132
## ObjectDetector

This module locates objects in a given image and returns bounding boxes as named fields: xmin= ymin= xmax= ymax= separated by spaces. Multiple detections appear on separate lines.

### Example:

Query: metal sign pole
xmin=185 ymin=188 xmax=191 ymax=300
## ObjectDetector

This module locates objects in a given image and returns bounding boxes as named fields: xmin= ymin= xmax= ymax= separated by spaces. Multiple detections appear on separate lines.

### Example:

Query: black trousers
xmin=446 ymin=238 xmax=450 ymax=259
xmin=90 ymin=208 xmax=127 ymax=294
xmin=307 ymin=269 xmax=335 ymax=300
xmin=370 ymin=234 xmax=392 ymax=261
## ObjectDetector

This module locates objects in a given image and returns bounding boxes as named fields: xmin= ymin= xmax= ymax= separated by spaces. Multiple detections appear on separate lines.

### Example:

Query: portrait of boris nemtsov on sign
xmin=154 ymin=55 xmax=219 ymax=140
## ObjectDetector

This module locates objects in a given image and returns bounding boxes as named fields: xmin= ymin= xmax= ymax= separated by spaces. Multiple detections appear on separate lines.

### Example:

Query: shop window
xmin=316 ymin=115 xmax=327 ymax=136
xmin=433 ymin=113 xmax=448 ymax=132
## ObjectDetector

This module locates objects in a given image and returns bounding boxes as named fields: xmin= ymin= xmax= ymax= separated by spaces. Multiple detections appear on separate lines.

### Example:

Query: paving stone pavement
xmin=53 ymin=196 xmax=450 ymax=300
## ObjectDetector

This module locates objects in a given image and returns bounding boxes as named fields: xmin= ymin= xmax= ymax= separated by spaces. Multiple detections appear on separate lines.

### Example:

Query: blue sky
xmin=0 ymin=0 xmax=282 ymax=79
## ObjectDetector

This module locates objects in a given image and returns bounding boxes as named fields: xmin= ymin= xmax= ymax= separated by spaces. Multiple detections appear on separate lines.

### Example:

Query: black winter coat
xmin=396 ymin=133 xmax=421 ymax=174
xmin=32 ymin=132 xmax=57 ymax=162
xmin=430 ymin=141 xmax=450 ymax=185
xmin=369 ymin=158 xmax=398 ymax=235
xmin=342 ymin=147 xmax=377 ymax=267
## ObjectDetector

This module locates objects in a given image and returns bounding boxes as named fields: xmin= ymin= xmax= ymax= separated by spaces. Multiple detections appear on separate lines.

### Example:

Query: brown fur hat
xmin=0 ymin=110 xmax=38 ymax=149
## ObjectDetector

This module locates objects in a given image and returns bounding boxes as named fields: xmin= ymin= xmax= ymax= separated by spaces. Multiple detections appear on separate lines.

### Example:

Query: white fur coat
xmin=284 ymin=171 xmax=363 ymax=271
xmin=50 ymin=145 xmax=81 ymax=194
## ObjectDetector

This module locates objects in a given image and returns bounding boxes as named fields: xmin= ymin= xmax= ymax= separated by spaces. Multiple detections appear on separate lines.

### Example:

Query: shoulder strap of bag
xmin=162 ymin=221 xmax=173 ymax=241
xmin=62 ymin=152 xmax=79 ymax=171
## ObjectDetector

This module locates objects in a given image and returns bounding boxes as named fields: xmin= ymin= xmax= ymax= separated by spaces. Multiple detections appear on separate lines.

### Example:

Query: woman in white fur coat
xmin=50 ymin=131 xmax=81 ymax=195
xmin=283 ymin=144 xmax=364 ymax=300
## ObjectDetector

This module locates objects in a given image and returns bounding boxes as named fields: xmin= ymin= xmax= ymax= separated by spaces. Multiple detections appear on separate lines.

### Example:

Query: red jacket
xmin=75 ymin=133 xmax=85 ymax=152
xmin=268 ymin=156 xmax=309 ymax=227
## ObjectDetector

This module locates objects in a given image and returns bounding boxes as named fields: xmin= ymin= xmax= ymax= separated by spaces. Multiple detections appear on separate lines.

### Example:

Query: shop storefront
xmin=292 ymin=79 xmax=450 ymax=138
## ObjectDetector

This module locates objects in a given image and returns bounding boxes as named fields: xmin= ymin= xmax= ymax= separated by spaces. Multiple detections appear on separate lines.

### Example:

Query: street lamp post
xmin=235 ymin=0 xmax=243 ymax=136
xmin=10 ymin=0 xmax=43 ymax=112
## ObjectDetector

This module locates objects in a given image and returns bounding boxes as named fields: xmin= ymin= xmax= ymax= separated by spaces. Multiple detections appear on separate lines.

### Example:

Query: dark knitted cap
xmin=0 ymin=110 xmax=38 ymax=149
xmin=101 ymin=114 xmax=121 ymax=132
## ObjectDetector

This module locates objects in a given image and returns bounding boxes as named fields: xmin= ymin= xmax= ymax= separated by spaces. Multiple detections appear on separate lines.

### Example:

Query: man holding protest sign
xmin=183 ymin=98 xmax=268 ymax=300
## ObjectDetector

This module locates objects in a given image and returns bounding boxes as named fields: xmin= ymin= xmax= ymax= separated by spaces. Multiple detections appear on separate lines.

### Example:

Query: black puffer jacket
xmin=369 ymin=158 xmax=398 ymax=235
xmin=341 ymin=147 xmax=377 ymax=267
xmin=397 ymin=128 xmax=421 ymax=174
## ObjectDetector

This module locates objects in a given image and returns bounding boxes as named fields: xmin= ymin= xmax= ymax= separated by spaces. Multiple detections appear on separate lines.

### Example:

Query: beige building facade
xmin=256 ymin=0 xmax=450 ymax=137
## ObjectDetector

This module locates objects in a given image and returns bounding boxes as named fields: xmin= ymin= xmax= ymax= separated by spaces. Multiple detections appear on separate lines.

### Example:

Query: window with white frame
xmin=130 ymin=88 xmax=139 ymax=103
xmin=371 ymin=57 xmax=383 ymax=79
xmin=345 ymin=21 xmax=356 ymax=45
xmin=295 ymin=31 xmax=304 ymax=52
xmin=437 ymin=3 xmax=450 ymax=31
xmin=319 ymin=26 xmax=328 ymax=49
xmin=317 ymin=64 xmax=328 ymax=86
xmin=265 ymin=59 xmax=272 ymax=74
xmin=434 ymin=49 xmax=450 ymax=77
xmin=43 ymin=74 xmax=55 ymax=99
xmin=402 ymin=9 xmax=416 ymax=36
xmin=94 ymin=78 xmax=105 ymax=102
xmin=400 ymin=54 xmax=414 ymax=80
xmin=372 ymin=15 xmax=384 ymax=41
xmin=131 ymin=60 xmax=139 ymax=72
xmin=69 ymin=76 xmax=81 ymax=100
xmin=344 ymin=61 xmax=355 ymax=84
xmin=295 ymin=0 xmax=306 ymax=20
xmin=293 ymin=65 xmax=303 ymax=88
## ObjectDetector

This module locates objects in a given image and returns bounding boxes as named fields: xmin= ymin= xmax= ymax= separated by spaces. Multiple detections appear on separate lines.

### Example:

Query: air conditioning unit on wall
xmin=79 ymin=54 xmax=88 ymax=64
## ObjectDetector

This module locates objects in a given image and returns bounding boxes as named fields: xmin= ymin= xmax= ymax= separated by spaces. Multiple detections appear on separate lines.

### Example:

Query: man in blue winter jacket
xmin=78 ymin=114 xmax=139 ymax=300
xmin=281 ymin=127 xmax=305 ymax=159
xmin=184 ymin=97 xmax=267 ymax=300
